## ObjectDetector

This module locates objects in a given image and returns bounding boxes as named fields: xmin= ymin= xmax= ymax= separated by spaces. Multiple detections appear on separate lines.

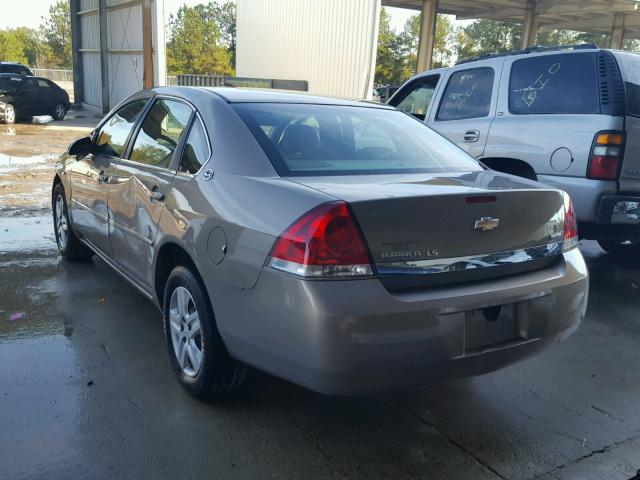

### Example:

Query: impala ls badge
xmin=474 ymin=217 xmax=500 ymax=231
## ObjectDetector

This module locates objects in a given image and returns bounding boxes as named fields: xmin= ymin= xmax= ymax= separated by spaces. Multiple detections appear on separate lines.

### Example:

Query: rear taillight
xmin=562 ymin=192 xmax=579 ymax=252
xmin=588 ymin=132 xmax=624 ymax=180
xmin=267 ymin=201 xmax=374 ymax=278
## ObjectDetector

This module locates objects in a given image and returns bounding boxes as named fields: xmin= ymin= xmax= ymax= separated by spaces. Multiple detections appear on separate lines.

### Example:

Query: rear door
xmin=427 ymin=59 xmax=504 ymax=158
xmin=108 ymin=97 xmax=193 ymax=285
xmin=613 ymin=51 xmax=640 ymax=192
xmin=36 ymin=78 xmax=55 ymax=115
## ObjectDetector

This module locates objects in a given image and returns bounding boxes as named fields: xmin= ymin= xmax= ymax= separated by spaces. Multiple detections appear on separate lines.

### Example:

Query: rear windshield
xmin=509 ymin=53 xmax=599 ymax=114
xmin=0 ymin=76 xmax=24 ymax=93
xmin=232 ymin=103 xmax=482 ymax=176
xmin=613 ymin=51 xmax=640 ymax=117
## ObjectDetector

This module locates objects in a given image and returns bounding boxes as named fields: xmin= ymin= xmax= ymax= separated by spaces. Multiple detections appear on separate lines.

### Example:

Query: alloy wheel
xmin=55 ymin=194 xmax=68 ymax=250
xmin=4 ymin=105 xmax=15 ymax=124
xmin=169 ymin=286 xmax=203 ymax=377
xmin=55 ymin=103 xmax=65 ymax=120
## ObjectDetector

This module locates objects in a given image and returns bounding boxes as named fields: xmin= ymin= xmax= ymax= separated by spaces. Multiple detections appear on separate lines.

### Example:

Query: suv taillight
xmin=588 ymin=132 xmax=624 ymax=180
xmin=562 ymin=192 xmax=579 ymax=252
xmin=267 ymin=201 xmax=374 ymax=278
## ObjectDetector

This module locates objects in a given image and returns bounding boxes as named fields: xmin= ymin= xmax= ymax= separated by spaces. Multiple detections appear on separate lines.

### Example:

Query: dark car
xmin=0 ymin=62 xmax=32 ymax=76
xmin=0 ymin=74 xmax=70 ymax=124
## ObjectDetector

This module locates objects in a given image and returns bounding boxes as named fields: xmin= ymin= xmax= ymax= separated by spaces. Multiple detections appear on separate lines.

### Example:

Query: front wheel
xmin=598 ymin=239 xmax=640 ymax=264
xmin=2 ymin=104 xmax=16 ymax=124
xmin=52 ymin=183 xmax=94 ymax=261
xmin=52 ymin=103 xmax=66 ymax=121
xmin=163 ymin=266 xmax=246 ymax=400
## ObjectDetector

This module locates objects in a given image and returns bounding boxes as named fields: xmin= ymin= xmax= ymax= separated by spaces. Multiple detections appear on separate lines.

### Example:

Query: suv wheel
xmin=52 ymin=103 xmax=66 ymax=121
xmin=598 ymin=239 xmax=640 ymax=263
xmin=52 ymin=183 xmax=94 ymax=261
xmin=3 ymin=104 xmax=16 ymax=124
xmin=163 ymin=266 xmax=247 ymax=400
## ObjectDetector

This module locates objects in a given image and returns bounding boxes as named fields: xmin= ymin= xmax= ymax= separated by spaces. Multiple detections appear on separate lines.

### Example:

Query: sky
xmin=0 ymin=0 xmax=416 ymax=33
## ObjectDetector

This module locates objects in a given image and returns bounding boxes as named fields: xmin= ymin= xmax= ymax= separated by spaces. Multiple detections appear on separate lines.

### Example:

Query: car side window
xmin=179 ymin=116 xmax=210 ymax=174
xmin=128 ymin=98 xmax=192 ymax=169
xmin=436 ymin=67 xmax=494 ymax=121
xmin=23 ymin=78 xmax=37 ymax=90
xmin=95 ymin=100 xmax=148 ymax=158
xmin=37 ymin=79 xmax=50 ymax=89
xmin=393 ymin=75 xmax=440 ymax=120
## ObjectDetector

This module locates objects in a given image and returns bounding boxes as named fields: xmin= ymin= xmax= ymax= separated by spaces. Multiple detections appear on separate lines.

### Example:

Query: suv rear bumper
xmin=578 ymin=195 xmax=640 ymax=240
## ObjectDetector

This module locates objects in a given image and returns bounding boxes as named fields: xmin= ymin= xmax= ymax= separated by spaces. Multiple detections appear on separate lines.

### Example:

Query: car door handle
xmin=97 ymin=170 xmax=109 ymax=184
xmin=463 ymin=130 xmax=480 ymax=142
xmin=149 ymin=188 xmax=165 ymax=202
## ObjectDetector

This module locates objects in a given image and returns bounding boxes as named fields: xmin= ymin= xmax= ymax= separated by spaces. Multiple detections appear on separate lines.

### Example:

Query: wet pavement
xmin=0 ymin=213 xmax=639 ymax=480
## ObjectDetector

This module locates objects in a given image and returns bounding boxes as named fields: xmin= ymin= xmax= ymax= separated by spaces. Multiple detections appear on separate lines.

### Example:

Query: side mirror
xmin=68 ymin=136 xmax=94 ymax=158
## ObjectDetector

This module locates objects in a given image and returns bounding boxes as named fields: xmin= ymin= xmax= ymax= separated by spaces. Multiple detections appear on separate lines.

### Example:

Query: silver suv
xmin=390 ymin=45 xmax=640 ymax=261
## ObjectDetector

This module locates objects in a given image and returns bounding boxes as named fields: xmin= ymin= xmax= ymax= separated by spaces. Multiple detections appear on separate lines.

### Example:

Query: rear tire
xmin=597 ymin=239 xmax=640 ymax=264
xmin=52 ymin=183 xmax=94 ymax=261
xmin=163 ymin=266 xmax=247 ymax=400
xmin=52 ymin=102 xmax=66 ymax=121
xmin=2 ymin=104 xmax=16 ymax=124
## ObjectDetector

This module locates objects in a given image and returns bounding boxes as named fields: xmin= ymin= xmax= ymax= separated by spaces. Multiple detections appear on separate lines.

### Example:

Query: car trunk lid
xmin=289 ymin=171 xmax=565 ymax=289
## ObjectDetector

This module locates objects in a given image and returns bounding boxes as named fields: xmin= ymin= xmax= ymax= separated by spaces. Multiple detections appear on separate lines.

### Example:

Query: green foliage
xmin=166 ymin=2 xmax=236 ymax=76
xmin=456 ymin=20 xmax=522 ymax=62
xmin=0 ymin=30 xmax=28 ymax=64
xmin=375 ymin=8 xmax=455 ymax=85
xmin=41 ymin=0 xmax=72 ymax=68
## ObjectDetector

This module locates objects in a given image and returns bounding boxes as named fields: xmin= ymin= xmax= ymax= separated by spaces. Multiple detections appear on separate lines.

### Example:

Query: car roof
xmin=0 ymin=62 xmax=27 ymax=66
xmin=149 ymin=86 xmax=395 ymax=109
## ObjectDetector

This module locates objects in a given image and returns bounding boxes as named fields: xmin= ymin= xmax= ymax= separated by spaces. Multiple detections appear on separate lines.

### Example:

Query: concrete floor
xmin=0 ymin=215 xmax=639 ymax=480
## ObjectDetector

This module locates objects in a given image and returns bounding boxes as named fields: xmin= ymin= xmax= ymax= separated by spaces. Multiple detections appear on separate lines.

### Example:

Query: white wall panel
xmin=107 ymin=4 xmax=143 ymax=50
xmin=108 ymin=53 xmax=143 ymax=106
xmin=80 ymin=13 xmax=100 ymax=50
xmin=80 ymin=0 xmax=98 ymax=11
xmin=82 ymin=53 xmax=102 ymax=109
xmin=236 ymin=0 xmax=381 ymax=99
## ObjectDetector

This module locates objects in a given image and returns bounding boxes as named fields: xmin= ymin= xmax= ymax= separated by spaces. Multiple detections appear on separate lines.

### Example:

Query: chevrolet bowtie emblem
xmin=474 ymin=217 xmax=500 ymax=231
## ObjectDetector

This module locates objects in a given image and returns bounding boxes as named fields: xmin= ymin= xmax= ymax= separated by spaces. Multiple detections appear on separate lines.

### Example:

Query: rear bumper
xmin=578 ymin=195 xmax=640 ymax=240
xmin=220 ymin=249 xmax=589 ymax=395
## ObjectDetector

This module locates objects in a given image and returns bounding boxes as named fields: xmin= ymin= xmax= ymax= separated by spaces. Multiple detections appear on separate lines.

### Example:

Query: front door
xmin=15 ymin=78 xmax=39 ymax=116
xmin=67 ymin=99 xmax=149 ymax=254
xmin=108 ymin=97 xmax=193 ymax=285
xmin=427 ymin=61 xmax=503 ymax=159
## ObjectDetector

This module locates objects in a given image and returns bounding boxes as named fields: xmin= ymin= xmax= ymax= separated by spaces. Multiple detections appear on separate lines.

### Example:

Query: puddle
xmin=0 ymin=152 xmax=51 ymax=168
xmin=0 ymin=215 xmax=56 ymax=253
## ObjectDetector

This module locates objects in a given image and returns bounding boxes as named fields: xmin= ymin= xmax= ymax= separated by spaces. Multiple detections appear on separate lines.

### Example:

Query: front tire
xmin=163 ymin=266 xmax=246 ymax=400
xmin=52 ymin=102 xmax=66 ymax=121
xmin=52 ymin=183 xmax=94 ymax=261
xmin=2 ymin=104 xmax=16 ymax=124
xmin=598 ymin=239 xmax=640 ymax=264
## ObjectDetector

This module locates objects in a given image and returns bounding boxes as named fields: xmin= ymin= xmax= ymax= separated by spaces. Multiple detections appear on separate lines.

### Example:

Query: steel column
xmin=521 ymin=0 xmax=539 ymax=49
xmin=610 ymin=13 xmax=625 ymax=49
xmin=70 ymin=0 xmax=84 ymax=105
xmin=98 ymin=0 xmax=110 ymax=113
xmin=416 ymin=0 xmax=438 ymax=72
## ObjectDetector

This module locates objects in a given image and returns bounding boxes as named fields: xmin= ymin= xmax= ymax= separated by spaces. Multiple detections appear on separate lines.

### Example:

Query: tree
xmin=0 ymin=30 xmax=28 ymax=64
xmin=42 ymin=0 xmax=72 ymax=68
xmin=456 ymin=20 xmax=522 ymax=62
xmin=166 ymin=2 xmax=236 ymax=75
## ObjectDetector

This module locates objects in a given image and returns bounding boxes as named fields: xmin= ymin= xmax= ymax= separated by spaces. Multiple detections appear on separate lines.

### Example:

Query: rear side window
xmin=129 ymin=98 xmax=192 ymax=168
xmin=614 ymin=51 xmax=640 ymax=117
xmin=95 ymin=100 xmax=148 ymax=158
xmin=437 ymin=68 xmax=494 ymax=121
xmin=392 ymin=75 xmax=440 ymax=121
xmin=509 ymin=53 xmax=599 ymax=114
xmin=179 ymin=117 xmax=210 ymax=174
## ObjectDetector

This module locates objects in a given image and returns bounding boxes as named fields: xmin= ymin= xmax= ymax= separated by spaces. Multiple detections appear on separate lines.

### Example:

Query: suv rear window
xmin=509 ymin=53 xmax=599 ymax=114
xmin=613 ymin=51 xmax=640 ymax=117
xmin=233 ymin=103 xmax=482 ymax=177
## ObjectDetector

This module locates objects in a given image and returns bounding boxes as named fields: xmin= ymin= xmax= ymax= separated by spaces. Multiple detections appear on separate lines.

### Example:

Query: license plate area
xmin=464 ymin=304 xmax=520 ymax=352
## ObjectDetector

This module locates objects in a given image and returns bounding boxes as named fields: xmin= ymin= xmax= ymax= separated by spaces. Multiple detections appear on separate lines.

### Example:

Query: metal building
xmin=236 ymin=0 xmax=381 ymax=99
xmin=70 ymin=0 xmax=166 ymax=113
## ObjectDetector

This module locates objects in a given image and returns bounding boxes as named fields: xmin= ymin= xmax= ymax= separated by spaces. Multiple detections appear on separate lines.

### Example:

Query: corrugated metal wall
xmin=73 ymin=0 xmax=165 ymax=112
xmin=236 ymin=0 xmax=381 ymax=99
